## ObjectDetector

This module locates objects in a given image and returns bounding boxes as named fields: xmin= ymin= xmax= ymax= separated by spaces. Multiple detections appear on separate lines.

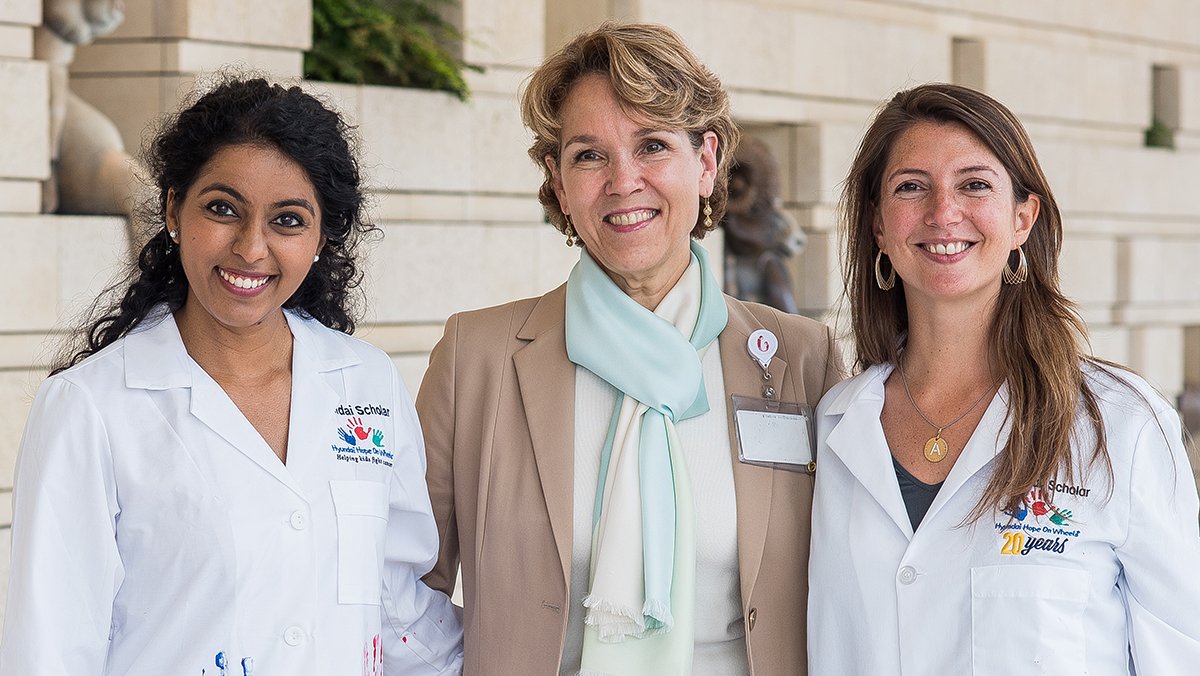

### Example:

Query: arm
xmin=1117 ymin=406 xmax=1200 ymax=670
xmin=381 ymin=361 xmax=464 ymax=675
xmin=0 ymin=377 xmax=123 ymax=674
xmin=414 ymin=314 xmax=461 ymax=597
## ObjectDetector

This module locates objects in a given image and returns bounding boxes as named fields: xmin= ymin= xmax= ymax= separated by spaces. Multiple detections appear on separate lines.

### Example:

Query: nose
xmin=605 ymin=154 xmax=644 ymax=196
xmin=231 ymin=221 xmax=268 ymax=263
xmin=925 ymin=186 xmax=963 ymax=228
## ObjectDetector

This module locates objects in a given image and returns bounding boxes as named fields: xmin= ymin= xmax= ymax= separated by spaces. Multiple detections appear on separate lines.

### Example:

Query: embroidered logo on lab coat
xmin=995 ymin=485 xmax=1087 ymax=556
xmin=201 ymin=651 xmax=253 ymax=675
xmin=331 ymin=404 xmax=394 ymax=467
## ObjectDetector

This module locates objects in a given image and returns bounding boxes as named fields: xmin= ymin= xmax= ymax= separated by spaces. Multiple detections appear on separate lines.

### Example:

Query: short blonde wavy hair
xmin=521 ymin=22 xmax=740 ymax=238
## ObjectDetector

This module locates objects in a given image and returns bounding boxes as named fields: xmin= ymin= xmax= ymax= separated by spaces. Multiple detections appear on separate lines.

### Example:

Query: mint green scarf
xmin=566 ymin=240 xmax=728 ymax=676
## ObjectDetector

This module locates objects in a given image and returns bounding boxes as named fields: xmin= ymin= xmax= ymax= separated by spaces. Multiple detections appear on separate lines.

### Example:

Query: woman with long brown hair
xmin=808 ymin=83 xmax=1200 ymax=674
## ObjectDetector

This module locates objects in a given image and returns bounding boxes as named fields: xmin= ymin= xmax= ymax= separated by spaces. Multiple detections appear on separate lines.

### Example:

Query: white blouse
xmin=559 ymin=342 xmax=748 ymax=676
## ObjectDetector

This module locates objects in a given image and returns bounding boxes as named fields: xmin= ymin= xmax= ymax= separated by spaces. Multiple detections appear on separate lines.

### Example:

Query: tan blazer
xmin=416 ymin=284 xmax=842 ymax=675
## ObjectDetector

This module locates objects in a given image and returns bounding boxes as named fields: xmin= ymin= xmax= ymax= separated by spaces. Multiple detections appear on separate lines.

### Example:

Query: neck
xmin=901 ymin=294 xmax=1000 ymax=391
xmin=607 ymin=258 xmax=690 ymax=311
xmin=174 ymin=304 xmax=293 ymax=383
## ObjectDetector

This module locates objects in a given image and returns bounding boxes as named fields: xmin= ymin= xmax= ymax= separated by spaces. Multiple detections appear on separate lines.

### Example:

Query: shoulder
xmin=1082 ymin=360 xmax=1176 ymax=421
xmin=816 ymin=364 xmax=890 ymax=417
xmin=727 ymin=297 xmax=831 ymax=345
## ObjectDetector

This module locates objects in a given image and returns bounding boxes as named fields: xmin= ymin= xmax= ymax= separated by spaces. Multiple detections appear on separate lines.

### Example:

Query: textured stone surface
xmin=0 ymin=59 xmax=47 ymax=180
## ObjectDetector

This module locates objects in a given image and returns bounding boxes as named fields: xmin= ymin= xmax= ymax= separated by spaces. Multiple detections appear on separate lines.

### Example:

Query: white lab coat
xmin=808 ymin=362 xmax=1200 ymax=675
xmin=0 ymin=309 xmax=464 ymax=676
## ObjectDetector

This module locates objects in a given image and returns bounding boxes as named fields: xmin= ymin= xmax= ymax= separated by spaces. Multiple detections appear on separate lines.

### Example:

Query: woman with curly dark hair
xmin=0 ymin=78 xmax=463 ymax=675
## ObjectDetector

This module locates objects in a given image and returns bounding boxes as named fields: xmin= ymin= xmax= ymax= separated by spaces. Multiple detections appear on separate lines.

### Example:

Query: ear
xmin=165 ymin=188 xmax=179 ymax=235
xmin=872 ymin=207 xmax=886 ymax=253
xmin=698 ymin=131 xmax=719 ymax=198
xmin=545 ymin=155 xmax=569 ymax=216
xmin=1013 ymin=193 xmax=1039 ymax=246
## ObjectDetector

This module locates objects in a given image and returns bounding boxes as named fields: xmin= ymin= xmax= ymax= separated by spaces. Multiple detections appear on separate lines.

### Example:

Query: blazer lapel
xmin=719 ymin=297 xmax=789 ymax=605
xmin=512 ymin=285 xmax=576 ymax=585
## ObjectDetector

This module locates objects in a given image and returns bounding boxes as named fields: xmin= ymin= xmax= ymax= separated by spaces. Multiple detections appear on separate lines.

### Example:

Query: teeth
xmin=219 ymin=269 xmax=269 ymax=289
xmin=607 ymin=209 xmax=657 ymax=226
xmin=928 ymin=242 xmax=969 ymax=255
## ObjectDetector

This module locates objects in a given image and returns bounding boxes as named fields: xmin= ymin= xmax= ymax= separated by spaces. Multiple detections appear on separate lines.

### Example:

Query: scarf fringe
xmin=584 ymin=596 xmax=648 ymax=642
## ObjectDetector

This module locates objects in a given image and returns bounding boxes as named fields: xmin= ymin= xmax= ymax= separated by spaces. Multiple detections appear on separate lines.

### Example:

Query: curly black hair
xmin=54 ymin=77 xmax=372 ymax=374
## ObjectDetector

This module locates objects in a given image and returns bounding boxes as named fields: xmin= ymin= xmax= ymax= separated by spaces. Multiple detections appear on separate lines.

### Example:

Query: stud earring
xmin=875 ymin=250 xmax=896 ymax=290
xmin=167 ymin=229 xmax=178 ymax=242
xmin=313 ymin=254 xmax=320 ymax=263
xmin=702 ymin=197 xmax=713 ymax=229
xmin=1002 ymin=245 xmax=1028 ymax=284
xmin=564 ymin=215 xmax=577 ymax=247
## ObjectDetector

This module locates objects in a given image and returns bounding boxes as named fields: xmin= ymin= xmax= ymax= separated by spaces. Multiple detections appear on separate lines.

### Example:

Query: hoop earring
xmin=702 ymin=197 xmax=713 ymax=229
xmin=1003 ymin=245 xmax=1028 ymax=284
xmin=875 ymin=250 xmax=896 ymax=290
xmin=564 ymin=215 xmax=577 ymax=247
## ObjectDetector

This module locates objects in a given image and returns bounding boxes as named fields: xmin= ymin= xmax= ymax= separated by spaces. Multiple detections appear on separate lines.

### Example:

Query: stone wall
xmin=3 ymin=0 xmax=1200 ymax=630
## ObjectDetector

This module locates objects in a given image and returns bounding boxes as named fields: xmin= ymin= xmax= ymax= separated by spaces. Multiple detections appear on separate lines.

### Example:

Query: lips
xmin=604 ymin=209 xmax=658 ymax=226
xmin=218 ymin=267 xmax=272 ymax=290
xmin=920 ymin=241 xmax=972 ymax=255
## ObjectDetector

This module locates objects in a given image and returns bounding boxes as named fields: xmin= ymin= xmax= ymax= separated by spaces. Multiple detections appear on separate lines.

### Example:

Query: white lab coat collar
xmin=122 ymin=307 xmax=362 ymax=499
xmin=823 ymin=363 xmax=1013 ymax=538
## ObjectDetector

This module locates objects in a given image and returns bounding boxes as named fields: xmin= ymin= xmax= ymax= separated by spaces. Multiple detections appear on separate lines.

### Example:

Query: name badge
xmin=731 ymin=394 xmax=816 ymax=473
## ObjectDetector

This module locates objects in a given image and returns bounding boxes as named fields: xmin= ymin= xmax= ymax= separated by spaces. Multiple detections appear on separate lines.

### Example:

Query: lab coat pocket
xmin=330 ymin=480 xmax=390 ymax=605
xmin=970 ymin=565 xmax=1090 ymax=676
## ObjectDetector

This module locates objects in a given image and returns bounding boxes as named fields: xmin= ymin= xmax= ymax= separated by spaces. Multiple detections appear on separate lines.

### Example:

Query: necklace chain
xmin=898 ymin=359 xmax=998 ymax=462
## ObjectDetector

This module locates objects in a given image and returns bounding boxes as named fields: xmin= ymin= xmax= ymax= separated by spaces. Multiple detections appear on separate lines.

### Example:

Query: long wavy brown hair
xmin=841 ymin=83 xmax=1110 ymax=520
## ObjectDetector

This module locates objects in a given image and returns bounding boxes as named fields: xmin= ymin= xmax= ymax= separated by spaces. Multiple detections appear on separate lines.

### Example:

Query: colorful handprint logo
xmin=1024 ymin=486 xmax=1071 ymax=525
xmin=363 ymin=634 xmax=383 ymax=676
xmin=336 ymin=417 xmax=384 ymax=448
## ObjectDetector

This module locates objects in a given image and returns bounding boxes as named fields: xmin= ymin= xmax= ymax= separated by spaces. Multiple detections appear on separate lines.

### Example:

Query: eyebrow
xmin=886 ymin=165 xmax=1000 ymax=182
xmin=197 ymin=183 xmax=316 ymax=216
xmin=561 ymin=127 xmax=668 ymax=149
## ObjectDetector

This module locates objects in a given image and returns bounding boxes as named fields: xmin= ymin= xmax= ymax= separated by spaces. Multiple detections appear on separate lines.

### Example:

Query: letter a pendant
xmin=923 ymin=433 xmax=948 ymax=463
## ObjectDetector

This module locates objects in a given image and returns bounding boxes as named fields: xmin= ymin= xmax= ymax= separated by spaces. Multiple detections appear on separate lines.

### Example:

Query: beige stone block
xmin=361 ymin=223 xmax=550 ymax=323
xmin=0 ymin=24 xmax=30 ymax=58
xmin=705 ymin=2 xmax=797 ymax=95
xmin=1086 ymin=326 xmax=1130 ymax=366
xmin=0 ymin=179 xmax=41 ymax=214
xmin=57 ymin=216 xmax=130 ymax=319
xmin=0 ymin=0 xmax=39 ymax=26
xmin=1117 ymin=237 xmax=1200 ymax=305
xmin=392 ymin=354 xmax=430 ymax=397
xmin=1178 ymin=65 xmax=1200 ymax=134
xmin=169 ymin=40 xmax=303 ymax=77
xmin=357 ymin=85 xmax=472 ymax=193
xmin=371 ymin=191 xmax=543 ymax=224
xmin=0 ymin=217 xmax=59 ymax=331
xmin=468 ymin=94 xmax=541 ymax=195
xmin=0 ymin=59 xmax=48 ymax=180
xmin=791 ymin=231 xmax=843 ymax=313
xmin=70 ymin=42 xmax=162 ymax=74
xmin=460 ymin=0 xmax=544 ymax=68
xmin=71 ymin=74 xmax=197 ymax=155
xmin=1184 ymin=326 xmax=1200 ymax=386
xmin=544 ymin=0 xmax=607 ymax=55
xmin=355 ymin=323 xmax=443 ymax=355
xmin=1060 ymin=235 xmax=1117 ymax=306
xmin=302 ymin=81 xmax=361 ymax=125
xmin=793 ymin=12 xmax=949 ymax=102
xmin=0 ymin=332 xmax=58 ymax=370
xmin=1129 ymin=325 xmax=1185 ymax=400
xmin=981 ymin=38 xmax=1149 ymax=129
xmin=183 ymin=0 xmax=310 ymax=49
xmin=1036 ymin=137 xmax=1200 ymax=219
xmin=106 ymin=0 xmax=155 ymax=38
xmin=788 ymin=122 xmax=863 ymax=207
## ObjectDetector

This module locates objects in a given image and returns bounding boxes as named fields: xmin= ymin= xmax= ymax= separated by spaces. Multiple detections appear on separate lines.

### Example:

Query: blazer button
xmin=747 ymin=607 xmax=758 ymax=631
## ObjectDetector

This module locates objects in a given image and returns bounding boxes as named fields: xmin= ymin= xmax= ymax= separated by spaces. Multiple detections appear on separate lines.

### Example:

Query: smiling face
xmin=169 ymin=143 xmax=325 ymax=335
xmin=547 ymin=74 xmax=718 ymax=303
xmin=874 ymin=120 xmax=1039 ymax=311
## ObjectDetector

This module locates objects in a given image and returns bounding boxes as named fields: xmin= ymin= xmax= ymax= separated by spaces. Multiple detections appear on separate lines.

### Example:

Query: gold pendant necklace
xmin=899 ymin=360 xmax=998 ymax=464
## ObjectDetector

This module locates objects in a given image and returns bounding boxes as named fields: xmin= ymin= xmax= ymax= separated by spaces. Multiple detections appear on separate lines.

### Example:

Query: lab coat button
xmin=898 ymin=565 xmax=918 ymax=585
xmin=284 ymin=626 xmax=305 ymax=646
xmin=747 ymin=607 xmax=758 ymax=631
xmin=289 ymin=510 xmax=308 ymax=531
